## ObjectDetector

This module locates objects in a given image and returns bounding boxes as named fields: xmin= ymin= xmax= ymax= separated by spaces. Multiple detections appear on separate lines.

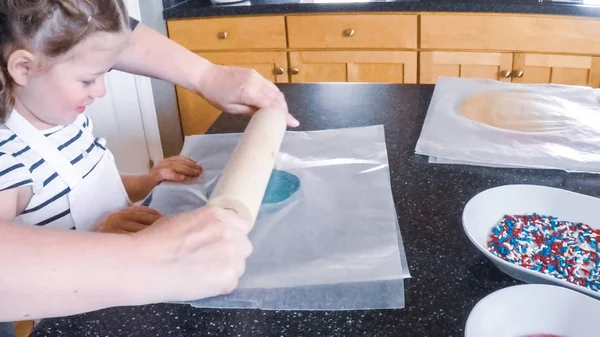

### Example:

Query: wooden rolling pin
xmin=207 ymin=107 xmax=288 ymax=225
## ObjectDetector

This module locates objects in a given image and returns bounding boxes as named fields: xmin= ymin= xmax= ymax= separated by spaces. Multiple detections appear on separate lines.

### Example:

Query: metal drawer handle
xmin=343 ymin=29 xmax=355 ymax=37
xmin=500 ymin=70 xmax=511 ymax=78
xmin=512 ymin=70 xmax=524 ymax=78
xmin=217 ymin=31 xmax=228 ymax=39
xmin=289 ymin=67 xmax=299 ymax=75
xmin=273 ymin=67 xmax=285 ymax=75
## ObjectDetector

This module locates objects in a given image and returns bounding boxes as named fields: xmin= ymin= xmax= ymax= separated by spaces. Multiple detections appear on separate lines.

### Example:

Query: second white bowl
xmin=465 ymin=284 xmax=600 ymax=337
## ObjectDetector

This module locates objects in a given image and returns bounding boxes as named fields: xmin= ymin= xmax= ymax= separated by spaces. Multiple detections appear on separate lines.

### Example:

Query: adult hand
xmin=196 ymin=64 xmax=300 ymax=128
xmin=96 ymin=206 xmax=163 ymax=234
xmin=134 ymin=206 xmax=253 ymax=301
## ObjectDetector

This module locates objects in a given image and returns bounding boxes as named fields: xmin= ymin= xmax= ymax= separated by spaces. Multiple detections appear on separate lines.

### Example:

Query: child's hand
xmin=149 ymin=156 xmax=203 ymax=185
xmin=121 ymin=156 xmax=202 ymax=204
xmin=96 ymin=206 xmax=163 ymax=234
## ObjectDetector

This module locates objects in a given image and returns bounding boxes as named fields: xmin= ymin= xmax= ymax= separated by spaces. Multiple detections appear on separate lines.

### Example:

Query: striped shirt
xmin=0 ymin=113 xmax=107 ymax=229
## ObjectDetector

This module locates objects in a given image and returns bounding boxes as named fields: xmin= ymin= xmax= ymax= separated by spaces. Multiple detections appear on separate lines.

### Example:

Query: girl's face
xmin=13 ymin=31 xmax=129 ymax=128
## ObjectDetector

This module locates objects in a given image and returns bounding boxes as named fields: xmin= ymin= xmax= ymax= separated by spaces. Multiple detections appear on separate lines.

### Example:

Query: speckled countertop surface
xmin=163 ymin=0 xmax=600 ymax=19
xmin=31 ymin=84 xmax=600 ymax=336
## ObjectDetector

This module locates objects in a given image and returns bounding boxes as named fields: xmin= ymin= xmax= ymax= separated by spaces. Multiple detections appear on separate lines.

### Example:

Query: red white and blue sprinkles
xmin=488 ymin=214 xmax=600 ymax=292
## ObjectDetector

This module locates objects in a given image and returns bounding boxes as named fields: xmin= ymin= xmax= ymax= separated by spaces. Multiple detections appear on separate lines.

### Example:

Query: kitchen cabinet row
xmin=167 ymin=13 xmax=600 ymax=134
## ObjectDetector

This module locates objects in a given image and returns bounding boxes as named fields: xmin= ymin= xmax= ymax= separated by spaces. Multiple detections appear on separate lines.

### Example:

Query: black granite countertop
xmin=31 ymin=83 xmax=600 ymax=336
xmin=163 ymin=0 xmax=600 ymax=19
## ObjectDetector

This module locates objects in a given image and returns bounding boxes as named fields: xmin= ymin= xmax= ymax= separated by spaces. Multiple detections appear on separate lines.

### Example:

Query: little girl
xmin=0 ymin=0 xmax=201 ymax=232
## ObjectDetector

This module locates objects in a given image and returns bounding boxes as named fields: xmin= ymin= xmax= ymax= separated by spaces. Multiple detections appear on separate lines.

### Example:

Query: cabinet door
xmin=288 ymin=51 xmax=417 ymax=84
xmin=512 ymin=53 xmax=600 ymax=87
xmin=420 ymin=51 xmax=513 ymax=84
xmin=176 ymin=52 xmax=288 ymax=136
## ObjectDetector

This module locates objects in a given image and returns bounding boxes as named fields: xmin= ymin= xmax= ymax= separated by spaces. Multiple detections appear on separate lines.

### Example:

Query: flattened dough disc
xmin=461 ymin=90 xmax=576 ymax=132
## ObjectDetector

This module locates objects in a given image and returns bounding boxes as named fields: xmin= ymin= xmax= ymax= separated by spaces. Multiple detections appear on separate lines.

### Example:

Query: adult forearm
xmin=0 ymin=224 xmax=157 ymax=321
xmin=114 ymin=24 xmax=209 ymax=93
xmin=113 ymin=23 xmax=298 ymax=125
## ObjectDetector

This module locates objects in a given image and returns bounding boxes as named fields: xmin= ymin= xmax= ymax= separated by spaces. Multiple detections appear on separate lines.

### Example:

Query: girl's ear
xmin=7 ymin=49 xmax=36 ymax=86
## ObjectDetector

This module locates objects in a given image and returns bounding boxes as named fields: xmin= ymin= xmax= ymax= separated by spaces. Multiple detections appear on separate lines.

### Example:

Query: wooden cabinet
xmin=420 ymin=52 xmax=513 ymax=84
xmin=167 ymin=12 xmax=600 ymax=134
xmin=177 ymin=51 xmax=288 ymax=135
xmin=287 ymin=15 xmax=418 ymax=84
xmin=289 ymin=51 xmax=417 ymax=83
xmin=419 ymin=13 xmax=600 ymax=86
xmin=512 ymin=53 xmax=600 ymax=87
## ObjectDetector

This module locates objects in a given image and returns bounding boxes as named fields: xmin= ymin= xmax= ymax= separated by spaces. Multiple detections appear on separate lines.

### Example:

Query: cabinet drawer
xmin=287 ymin=14 xmax=417 ymax=49
xmin=167 ymin=16 xmax=286 ymax=51
xmin=421 ymin=14 xmax=600 ymax=55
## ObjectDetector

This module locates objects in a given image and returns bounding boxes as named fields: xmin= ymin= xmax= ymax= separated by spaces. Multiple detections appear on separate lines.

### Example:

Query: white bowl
xmin=462 ymin=184 xmax=600 ymax=299
xmin=465 ymin=284 xmax=600 ymax=337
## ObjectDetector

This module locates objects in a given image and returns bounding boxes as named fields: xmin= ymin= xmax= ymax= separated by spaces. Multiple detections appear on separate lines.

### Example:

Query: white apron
xmin=5 ymin=110 xmax=131 ymax=231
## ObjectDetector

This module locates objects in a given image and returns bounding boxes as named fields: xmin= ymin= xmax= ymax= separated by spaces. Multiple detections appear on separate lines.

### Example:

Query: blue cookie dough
xmin=262 ymin=170 xmax=300 ymax=204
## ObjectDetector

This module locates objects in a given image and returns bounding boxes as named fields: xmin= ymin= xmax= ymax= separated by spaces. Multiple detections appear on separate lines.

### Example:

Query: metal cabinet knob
xmin=217 ymin=31 xmax=228 ymax=39
xmin=500 ymin=70 xmax=512 ymax=78
xmin=289 ymin=67 xmax=300 ymax=75
xmin=273 ymin=67 xmax=285 ymax=75
xmin=343 ymin=29 xmax=355 ymax=37
xmin=513 ymin=70 xmax=524 ymax=78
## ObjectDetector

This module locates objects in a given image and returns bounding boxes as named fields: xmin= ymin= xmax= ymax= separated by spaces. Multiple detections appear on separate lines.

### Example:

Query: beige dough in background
xmin=460 ymin=90 xmax=581 ymax=132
